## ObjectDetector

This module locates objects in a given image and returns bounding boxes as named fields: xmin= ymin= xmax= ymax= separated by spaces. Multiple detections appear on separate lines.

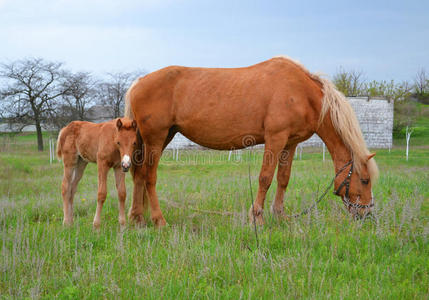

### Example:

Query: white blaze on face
xmin=122 ymin=155 xmax=131 ymax=169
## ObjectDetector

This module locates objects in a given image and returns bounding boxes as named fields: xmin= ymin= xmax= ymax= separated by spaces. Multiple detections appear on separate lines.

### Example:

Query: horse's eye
xmin=361 ymin=179 xmax=369 ymax=185
xmin=117 ymin=142 xmax=120 ymax=145
xmin=133 ymin=142 xmax=137 ymax=146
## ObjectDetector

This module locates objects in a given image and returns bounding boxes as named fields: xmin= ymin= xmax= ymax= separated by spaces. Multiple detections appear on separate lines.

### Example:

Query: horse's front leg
xmin=249 ymin=131 xmax=289 ymax=225
xmin=144 ymin=145 xmax=167 ymax=227
xmin=93 ymin=162 xmax=109 ymax=229
xmin=114 ymin=167 xmax=126 ymax=227
xmin=129 ymin=164 xmax=147 ymax=225
xmin=271 ymin=144 xmax=297 ymax=218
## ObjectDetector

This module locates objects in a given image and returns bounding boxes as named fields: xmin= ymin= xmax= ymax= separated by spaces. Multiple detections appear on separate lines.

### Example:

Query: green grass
xmin=0 ymin=138 xmax=428 ymax=299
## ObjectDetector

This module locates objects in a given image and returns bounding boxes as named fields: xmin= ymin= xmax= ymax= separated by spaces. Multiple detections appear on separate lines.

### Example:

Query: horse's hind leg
xmin=114 ymin=167 xmax=126 ymax=226
xmin=61 ymin=153 xmax=79 ymax=225
xmin=93 ymin=162 xmax=109 ymax=229
xmin=61 ymin=165 xmax=75 ymax=225
xmin=68 ymin=158 xmax=87 ymax=219
xmin=271 ymin=144 xmax=297 ymax=218
xmin=249 ymin=131 xmax=289 ymax=225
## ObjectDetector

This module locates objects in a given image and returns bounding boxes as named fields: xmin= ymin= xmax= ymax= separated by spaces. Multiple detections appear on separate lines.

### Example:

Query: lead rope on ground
xmin=285 ymin=176 xmax=335 ymax=218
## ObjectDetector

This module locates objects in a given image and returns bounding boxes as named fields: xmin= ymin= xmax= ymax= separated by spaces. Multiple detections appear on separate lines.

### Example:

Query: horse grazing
xmin=57 ymin=118 xmax=137 ymax=228
xmin=125 ymin=56 xmax=378 ymax=227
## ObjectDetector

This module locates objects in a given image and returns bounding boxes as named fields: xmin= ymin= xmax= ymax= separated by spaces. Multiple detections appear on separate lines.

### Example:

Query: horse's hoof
xmin=248 ymin=207 xmax=264 ymax=226
xmin=152 ymin=217 xmax=167 ymax=228
xmin=270 ymin=206 xmax=290 ymax=220
xmin=128 ymin=213 xmax=145 ymax=225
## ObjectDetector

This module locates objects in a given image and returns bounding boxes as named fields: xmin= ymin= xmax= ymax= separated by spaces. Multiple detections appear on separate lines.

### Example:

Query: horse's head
xmin=115 ymin=118 xmax=137 ymax=172
xmin=334 ymin=153 xmax=378 ymax=218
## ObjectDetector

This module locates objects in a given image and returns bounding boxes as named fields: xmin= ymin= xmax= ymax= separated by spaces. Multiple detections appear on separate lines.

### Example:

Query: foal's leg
xmin=249 ymin=131 xmax=289 ymax=225
xmin=271 ymin=144 xmax=297 ymax=217
xmin=114 ymin=167 xmax=126 ymax=226
xmin=93 ymin=162 xmax=109 ymax=229
xmin=68 ymin=158 xmax=87 ymax=220
xmin=61 ymin=165 xmax=75 ymax=225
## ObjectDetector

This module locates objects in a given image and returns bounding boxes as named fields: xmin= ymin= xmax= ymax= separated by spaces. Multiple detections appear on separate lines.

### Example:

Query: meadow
xmin=0 ymin=133 xmax=428 ymax=299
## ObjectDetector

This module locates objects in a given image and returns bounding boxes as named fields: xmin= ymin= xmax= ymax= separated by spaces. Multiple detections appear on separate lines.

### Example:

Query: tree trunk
xmin=35 ymin=120 xmax=44 ymax=151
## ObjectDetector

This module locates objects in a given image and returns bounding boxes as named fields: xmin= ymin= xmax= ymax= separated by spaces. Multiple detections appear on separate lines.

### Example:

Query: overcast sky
xmin=1 ymin=0 xmax=428 ymax=81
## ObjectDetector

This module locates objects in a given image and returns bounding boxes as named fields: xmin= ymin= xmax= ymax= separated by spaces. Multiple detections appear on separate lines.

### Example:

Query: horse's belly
xmin=179 ymin=126 xmax=265 ymax=150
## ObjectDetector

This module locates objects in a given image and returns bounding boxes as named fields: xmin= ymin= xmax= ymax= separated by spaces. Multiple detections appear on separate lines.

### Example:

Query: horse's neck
xmin=316 ymin=116 xmax=352 ymax=173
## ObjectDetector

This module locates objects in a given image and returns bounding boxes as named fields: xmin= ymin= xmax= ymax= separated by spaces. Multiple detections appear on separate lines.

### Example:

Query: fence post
xmin=322 ymin=144 xmax=325 ymax=162
xmin=49 ymin=139 xmax=53 ymax=164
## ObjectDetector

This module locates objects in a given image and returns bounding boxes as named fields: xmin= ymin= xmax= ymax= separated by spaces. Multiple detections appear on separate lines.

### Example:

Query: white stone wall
xmin=167 ymin=97 xmax=394 ymax=149
xmin=300 ymin=97 xmax=393 ymax=149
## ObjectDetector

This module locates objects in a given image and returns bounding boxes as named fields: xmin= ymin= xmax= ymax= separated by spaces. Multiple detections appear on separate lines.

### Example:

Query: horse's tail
xmin=124 ymin=78 xmax=140 ymax=119
xmin=56 ymin=127 xmax=66 ymax=160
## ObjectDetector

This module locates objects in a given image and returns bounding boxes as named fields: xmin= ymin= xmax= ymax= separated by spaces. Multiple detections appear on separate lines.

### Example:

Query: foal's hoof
xmin=248 ymin=207 xmax=264 ymax=226
xmin=62 ymin=219 xmax=73 ymax=226
xmin=93 ymin=221 xmax=101 ymax=230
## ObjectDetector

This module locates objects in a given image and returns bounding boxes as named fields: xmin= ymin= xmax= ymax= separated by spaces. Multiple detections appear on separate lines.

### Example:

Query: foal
xmin=57 ymin=118 xmax=137 ymax=228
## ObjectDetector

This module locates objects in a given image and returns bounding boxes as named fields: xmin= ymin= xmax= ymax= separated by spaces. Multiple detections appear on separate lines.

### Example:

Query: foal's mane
xmin=273 ymin=56 xmax=378 ymax=180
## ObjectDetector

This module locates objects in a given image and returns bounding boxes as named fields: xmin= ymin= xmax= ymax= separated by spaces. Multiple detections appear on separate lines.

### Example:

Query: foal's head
xmin=115 ymin=118 xmax=137 ymax=172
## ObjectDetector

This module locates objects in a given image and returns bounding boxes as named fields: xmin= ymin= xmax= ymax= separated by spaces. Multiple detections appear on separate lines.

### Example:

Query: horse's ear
xmin=116 ymin=118 xmax=123 ymax=130
xmin=132 ymin=119 xmax=137 ymax=130
xmin=367 ymin=153 xmax=376 ymax=160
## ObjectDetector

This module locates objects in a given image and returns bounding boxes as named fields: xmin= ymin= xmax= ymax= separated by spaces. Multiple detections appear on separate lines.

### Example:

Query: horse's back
xmin=130 ymin=58 xmax=323 ymax=149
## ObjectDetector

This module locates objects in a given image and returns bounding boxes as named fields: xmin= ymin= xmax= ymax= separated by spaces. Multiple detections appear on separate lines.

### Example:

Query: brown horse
xmin=57 ymin=118 xmax=137 ymax=228
xmin=125 ymin=56 xmax=378 ymax=227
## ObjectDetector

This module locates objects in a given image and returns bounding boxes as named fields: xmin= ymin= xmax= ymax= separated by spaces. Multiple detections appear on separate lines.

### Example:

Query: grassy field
xmin=0 ymin=134 xmax=428 ymax=299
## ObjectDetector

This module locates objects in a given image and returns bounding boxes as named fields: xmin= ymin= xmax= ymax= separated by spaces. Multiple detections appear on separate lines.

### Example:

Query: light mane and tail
xmin=124 ymin=78 xmax=140 ymax=119
xmin=124 ymin=77 xmax=150 ymax=212
xmin=56 ymin=127 xmax=66 ymax=160
xmin=274 ymin=55 xmax=378 ymax=181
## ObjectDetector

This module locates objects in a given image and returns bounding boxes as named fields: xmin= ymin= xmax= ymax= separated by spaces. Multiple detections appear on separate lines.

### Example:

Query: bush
xmin=393 ymin=100 xmax=418 ymax=136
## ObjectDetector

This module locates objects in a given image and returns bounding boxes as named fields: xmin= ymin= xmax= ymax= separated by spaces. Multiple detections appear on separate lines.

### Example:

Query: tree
xmin=61 ymin=71 xmax=97 ymax=121
xmin=0 ymin=58 xmax=67 ymax=151
xmin=98 ymin=72 xmax=141 ymax=119
xmin=365 ymin=80 xmax=412 ymax=102
xmin=332 ymin=68 xmax=365 ymax=97
xmin=414 ymin=68 xmax=428 ymax=95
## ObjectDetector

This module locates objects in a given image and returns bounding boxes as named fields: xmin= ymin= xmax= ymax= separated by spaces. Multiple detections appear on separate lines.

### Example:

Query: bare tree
xmin=0 ymin=58 xmax=67 ymax=151
xmin=333 ymin=68 xmax=365 ymax=97
xmin=98 ymin=72 xmax=142 ymax=119
xmin=414 ymin=68 xmax=428 ymax=95
xmin=365 ymin=80 xmax=412 ymax=101
xmin=61 ymin=71 xmax=98 ymax=121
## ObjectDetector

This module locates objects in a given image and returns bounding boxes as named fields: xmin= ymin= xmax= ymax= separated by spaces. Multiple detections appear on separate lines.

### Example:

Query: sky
xmin=0 ymin=0 xmax=428 ymax=82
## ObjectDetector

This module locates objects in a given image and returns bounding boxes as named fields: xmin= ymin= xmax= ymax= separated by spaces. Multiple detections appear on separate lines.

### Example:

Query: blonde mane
xmin=273 ymin=56 xmax=378 ymax=180
xmin=124 ymin=78 xmax=141 ymax=119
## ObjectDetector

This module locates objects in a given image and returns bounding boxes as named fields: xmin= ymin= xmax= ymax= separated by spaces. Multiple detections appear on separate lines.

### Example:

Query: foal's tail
xmin=56 ymin=127 xmax=66 ymax=160
xmin=124 ymin=78 xmax=141 ymax=119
